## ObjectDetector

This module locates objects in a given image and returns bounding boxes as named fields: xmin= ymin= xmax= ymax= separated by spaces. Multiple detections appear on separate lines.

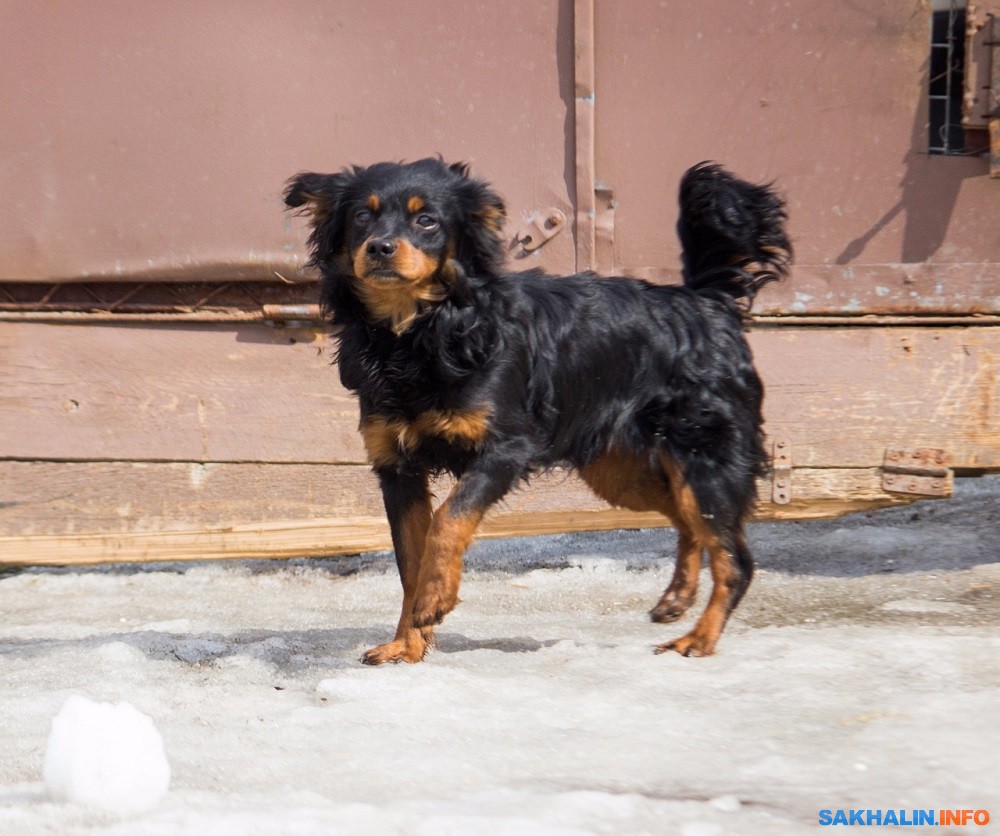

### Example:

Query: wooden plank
xmin=2 ymin=323 xmax=997 ymax=469
xmin=0 ymin=464 xmax=919 ymax=565
xmin=0 ymin=461 xmax=915 ymax=539
xmin=0 ymin=322 xmax=366 ymax=463
xmin=0 ymin=462 xmax=383 ymax=536
xmin=754 ymin=327 xmax=1000 ymax=470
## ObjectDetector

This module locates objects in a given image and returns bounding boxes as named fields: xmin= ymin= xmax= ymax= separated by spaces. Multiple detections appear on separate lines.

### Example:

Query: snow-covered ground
xmin=1 ymin=476 xmax=998 ymax=834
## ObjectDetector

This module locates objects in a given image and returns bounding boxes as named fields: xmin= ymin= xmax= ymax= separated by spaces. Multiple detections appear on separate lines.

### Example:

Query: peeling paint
xmin=189 ymin=463 xmax=215 ymax=490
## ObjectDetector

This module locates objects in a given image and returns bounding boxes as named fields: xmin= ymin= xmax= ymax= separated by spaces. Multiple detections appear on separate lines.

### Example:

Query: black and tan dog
xmin=285 ymin=159 xmax=791 ymax=664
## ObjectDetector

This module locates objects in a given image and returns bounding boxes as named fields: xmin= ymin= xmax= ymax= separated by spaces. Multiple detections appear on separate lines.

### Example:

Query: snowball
xmin=43 ymin=695 xmax=170 ymax=814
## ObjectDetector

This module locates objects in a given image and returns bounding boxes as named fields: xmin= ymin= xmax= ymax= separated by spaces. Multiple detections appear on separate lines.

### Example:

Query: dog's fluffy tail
xmin=677 ymin=162 xmax=792 ymax=309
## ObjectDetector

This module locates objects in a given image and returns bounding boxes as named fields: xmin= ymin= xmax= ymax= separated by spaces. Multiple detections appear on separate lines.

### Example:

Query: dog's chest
xmin=339 ymin=329 xmax=491 ymax=470
xmin=358 ymin=408 xmax=491 ymax=469
xmin=338 ymin=331 xmax=434 ymax=406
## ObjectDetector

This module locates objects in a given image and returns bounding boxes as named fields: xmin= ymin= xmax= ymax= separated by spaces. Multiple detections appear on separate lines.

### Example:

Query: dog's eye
xmin=414 ymin=213 xmax=439 ymax=230
xmin=354 ymin=209 xmax=373 ymax=225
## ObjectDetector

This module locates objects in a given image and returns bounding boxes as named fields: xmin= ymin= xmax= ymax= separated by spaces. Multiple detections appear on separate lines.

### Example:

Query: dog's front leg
xmin=362 ymin=468 xmax=434 ymax=665
xmin=411 ymin=458 xmax=521 ymax=629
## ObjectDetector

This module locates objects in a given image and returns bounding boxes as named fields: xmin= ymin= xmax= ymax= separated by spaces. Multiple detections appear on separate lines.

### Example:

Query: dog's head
xmin=285 ymin=158 xmax=506 ymax=333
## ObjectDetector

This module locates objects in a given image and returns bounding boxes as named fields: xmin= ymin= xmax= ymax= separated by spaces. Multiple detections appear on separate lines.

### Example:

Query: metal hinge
xmin=771 ymin=439 xmax=792 ymax=505
xmin=513 ymin=208 xmax=567 ymax=255
xmin=882 ymin=448 xmax=954 ymax=497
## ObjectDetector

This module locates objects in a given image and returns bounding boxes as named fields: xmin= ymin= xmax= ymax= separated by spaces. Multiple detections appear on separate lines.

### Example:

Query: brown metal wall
xmin=2 ymin=1 xmax=996 ymax=311
xmin=0 ymin=0 xmax=577 ymax=283
xmin=592 ymin=1 xmax=1000 ymax=314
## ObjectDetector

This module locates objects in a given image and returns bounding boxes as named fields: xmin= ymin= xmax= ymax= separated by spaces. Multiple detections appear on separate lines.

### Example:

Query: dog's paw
xmin=653 ymin=631 xmax=717 ymax=658
xmin=649 ymin=594 xmax=695 ymax=623
xmin=411 ymin=587 xmax=459 ymax=628
xmin=361 ymin=639 xmax=427 ymax=666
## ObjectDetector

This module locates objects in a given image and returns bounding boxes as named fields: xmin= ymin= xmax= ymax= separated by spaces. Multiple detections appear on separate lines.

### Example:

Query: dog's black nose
xmin=366 ymin=238 xmax=397 ymax=258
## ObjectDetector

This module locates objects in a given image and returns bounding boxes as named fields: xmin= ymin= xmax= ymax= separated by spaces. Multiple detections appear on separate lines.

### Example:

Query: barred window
xmin=929 ymin=1 xmax=967 ymax=154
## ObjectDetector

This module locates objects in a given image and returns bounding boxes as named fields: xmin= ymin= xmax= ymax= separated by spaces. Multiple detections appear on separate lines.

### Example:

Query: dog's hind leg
xmin=654 ymin=452 xmax=754 ymax=656
xmin=649 ymin=523 xmax=703 ymax=623
xmin=362 ymin=468 xmax=435 ymax=665
xmin=654 ymin=528 xmax=752 ymax=657
xmin=649 ymin=453 xmax=709 ymax=623
xmin=578 ymin=449 xmax=702 ymax=621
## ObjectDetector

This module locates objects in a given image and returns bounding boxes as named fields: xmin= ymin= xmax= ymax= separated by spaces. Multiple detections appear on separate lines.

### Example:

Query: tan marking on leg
xmin=655 ymin=541 xmax=737 ymax=657
xmin=654 ymin=451 xmax=744 ymax=656
xmin=411 ymin=498 xmax=483 ymax=629
xmin=579 ymin=449 xmax=706 ymax=622
xmin=650 ymin=527 xmax=702 ymax=623
xmin=362 ymin=496 xmax=434 ymax=665
xmin=657 ymin=452 xmax=715 ymax=544
xmin=649 ymin=454 xmax=711 ymax=622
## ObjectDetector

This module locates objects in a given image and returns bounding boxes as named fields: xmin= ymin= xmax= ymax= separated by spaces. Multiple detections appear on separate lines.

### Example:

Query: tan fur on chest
xmin=360 ymin=409 xmax=491 ymax=468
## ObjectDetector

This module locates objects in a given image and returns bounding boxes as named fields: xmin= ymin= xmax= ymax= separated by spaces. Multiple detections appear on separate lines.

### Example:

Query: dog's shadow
xmin=0 ymin=628 xmax=556 ymax=672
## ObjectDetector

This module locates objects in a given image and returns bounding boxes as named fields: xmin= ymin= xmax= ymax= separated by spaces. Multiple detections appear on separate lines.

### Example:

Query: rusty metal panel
xmin=990 ymin=10 xmax=1000 ymax=175
xmin=0 ymin=0 xmax=575 ymax=283
xmin=592 ymin=1 xmax=1000 ymax=314
xmin=963 ymin=6 xmax=999 ymax=128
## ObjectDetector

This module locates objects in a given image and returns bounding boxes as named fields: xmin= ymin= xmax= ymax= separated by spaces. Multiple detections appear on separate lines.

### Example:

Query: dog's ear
xmin=285 ymin=169 xmax=360 ymax=262
xmin=449 ymin=162 xmax=507 ymax=276
xmin=284 ymin=171 xmax=351 ymax=226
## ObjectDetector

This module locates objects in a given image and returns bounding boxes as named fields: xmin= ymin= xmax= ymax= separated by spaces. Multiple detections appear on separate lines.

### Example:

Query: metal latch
xmin=771 ymin=439 xmax=791 ymax=505
xmin=882 ymin=448 xmax=953 ymax=497
xmin=513 ymin=208 xmax=566 ymax=254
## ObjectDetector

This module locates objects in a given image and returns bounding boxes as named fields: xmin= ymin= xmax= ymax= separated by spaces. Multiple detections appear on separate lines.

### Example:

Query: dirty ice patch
xmin=809 ymin=525 xmax=982 ymax=561
xmin=566 ymin=555 xmax=630 ymax=574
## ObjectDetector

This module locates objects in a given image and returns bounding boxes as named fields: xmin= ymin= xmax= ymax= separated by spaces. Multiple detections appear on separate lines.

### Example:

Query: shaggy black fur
xmin=284 ymin=158 xmax=791 ymax=662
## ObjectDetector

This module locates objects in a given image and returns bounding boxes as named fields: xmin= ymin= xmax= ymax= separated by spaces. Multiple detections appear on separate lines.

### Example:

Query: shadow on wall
xmin=836 ymin=61 xmax=986 ymax=265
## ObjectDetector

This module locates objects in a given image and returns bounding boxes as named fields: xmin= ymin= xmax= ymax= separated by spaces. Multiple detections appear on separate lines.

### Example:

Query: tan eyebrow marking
xmin=367 ymin=194 xmax=381 ymax=212
xmin=407 ymin=196 xmax=425 ymax=214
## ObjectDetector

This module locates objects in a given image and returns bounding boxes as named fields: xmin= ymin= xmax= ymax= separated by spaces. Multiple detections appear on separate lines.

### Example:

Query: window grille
xmin=929 ymin=2 xmax=968 ymax=154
